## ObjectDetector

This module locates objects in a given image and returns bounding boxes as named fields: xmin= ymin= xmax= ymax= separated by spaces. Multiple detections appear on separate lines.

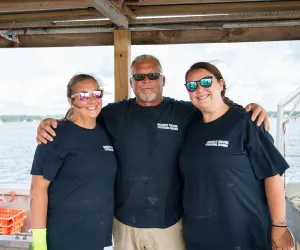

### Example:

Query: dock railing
xmin=276 ymin=86 xmax=300 ymax=249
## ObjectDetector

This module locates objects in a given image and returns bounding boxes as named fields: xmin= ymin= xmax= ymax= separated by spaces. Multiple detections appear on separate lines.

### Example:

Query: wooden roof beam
xmin=131 ymin=26 xmax=300 ymax=44
xmin=1 ymin=10 xmax=300 ymax=30
xmin=110 ymin=0 xmax=136 ymax=19
xmin=0 ymin=32 xmax=113 ymax=48
xmin=133 ymin=1 xmax=300 ymax=17
xmin=2 ymin=20 xmax=299 ymax=35
xmin=0 ymin=0 xmax=89 ymax=13
xmin=87 ymin=0 xmax=129 ymax=28
xmin=1 ymin=25 xmax=300 ymax=48
xmin=124 ymin=0 xmax=284 ymax=5
xmin=0 ymin=9 xmax=104 ymax=23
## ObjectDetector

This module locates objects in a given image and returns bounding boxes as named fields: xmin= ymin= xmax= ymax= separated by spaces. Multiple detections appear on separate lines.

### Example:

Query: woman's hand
xmin=271 ymin=226 xmax=294 ymax=250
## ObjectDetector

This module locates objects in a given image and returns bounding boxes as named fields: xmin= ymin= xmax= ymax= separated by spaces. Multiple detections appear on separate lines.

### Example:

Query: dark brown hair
xmin=185 ymin=62 xmax=242 ymax=108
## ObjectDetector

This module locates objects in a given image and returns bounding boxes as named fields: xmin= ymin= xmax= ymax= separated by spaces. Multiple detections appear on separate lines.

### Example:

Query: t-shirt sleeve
xmin=245 ymin=119 xmax=289 ymax=180
xmin=30 ymin=139 xmax=64 ymax=181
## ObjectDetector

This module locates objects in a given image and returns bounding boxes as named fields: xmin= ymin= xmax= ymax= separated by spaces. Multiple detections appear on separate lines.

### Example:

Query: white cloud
xmin=0 ymin=41 xmax=300 ymax=115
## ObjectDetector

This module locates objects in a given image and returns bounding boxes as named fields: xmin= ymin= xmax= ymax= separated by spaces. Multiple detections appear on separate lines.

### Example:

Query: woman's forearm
xmin=30 ymin=182 xmax=49 ymax=229
xmin=265 ymin=174 xmax=286 ymax=223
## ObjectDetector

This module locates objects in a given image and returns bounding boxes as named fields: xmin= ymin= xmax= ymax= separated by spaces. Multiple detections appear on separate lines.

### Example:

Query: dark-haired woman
xmin=179 ymin=62 xmax=294 ymax=250
xmin=30 ymin=74 xmax=117 ymax=250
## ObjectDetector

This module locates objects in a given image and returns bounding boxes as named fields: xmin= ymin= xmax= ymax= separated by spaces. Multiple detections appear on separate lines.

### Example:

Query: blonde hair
xmin=67 ymin=74 xmax=100 ymax=98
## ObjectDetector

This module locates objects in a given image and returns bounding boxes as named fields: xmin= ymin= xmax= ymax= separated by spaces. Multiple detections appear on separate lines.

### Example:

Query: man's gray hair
xmin=130 ymin=54 xmax=163 ymax=75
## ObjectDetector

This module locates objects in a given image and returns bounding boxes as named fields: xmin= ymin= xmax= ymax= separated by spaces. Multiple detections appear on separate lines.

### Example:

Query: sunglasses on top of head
xmin=131 ymin=72 xmax=161 ymax=81
xmin=184 ymin=76 xmax=216 ymax=92
xmin=71 ymin=89 xmax=103 ymax=101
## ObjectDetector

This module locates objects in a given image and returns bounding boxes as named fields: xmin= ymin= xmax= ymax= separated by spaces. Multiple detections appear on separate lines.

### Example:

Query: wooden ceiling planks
xmin=0 ymin=10 xmax=299 ymax=30
xmin=0 ymin=32 xmax=114 ymax=48
xmin=0 ymin=0 xmax=299 ymax=47
xmin=1 ymin=26 xmax=300 ymax=48
xmin=132 ymin=1 xmax=300 ymax=17
xmin=0 ymin=0 xmax=89 ymax=12
xmin=0 ymin=9 xmax=104 ymax=23
xmin=123 ymin=0 xmax=279 ymax=5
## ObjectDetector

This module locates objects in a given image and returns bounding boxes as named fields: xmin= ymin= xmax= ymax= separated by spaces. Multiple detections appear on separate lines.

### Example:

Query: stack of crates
xmin=0 ymin=208 xmax=26 ymax=235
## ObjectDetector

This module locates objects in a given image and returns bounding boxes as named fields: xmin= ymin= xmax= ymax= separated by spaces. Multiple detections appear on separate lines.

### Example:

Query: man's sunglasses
xmin=184 ymin=76 xmax=214 ymax=92
xmin=131 ymin=73 xmax=161 ymax=81
xmin=71 ymin=90 xmax=103 ymax=101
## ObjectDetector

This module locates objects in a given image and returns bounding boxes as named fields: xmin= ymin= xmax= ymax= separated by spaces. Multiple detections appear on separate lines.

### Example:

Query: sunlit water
xmin=0 ymin=118 xmax=299 ymax=185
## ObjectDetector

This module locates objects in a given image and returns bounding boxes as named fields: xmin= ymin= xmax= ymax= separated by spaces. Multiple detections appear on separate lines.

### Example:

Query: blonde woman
xmin=30 ymin=74 xmax=117 ymax=250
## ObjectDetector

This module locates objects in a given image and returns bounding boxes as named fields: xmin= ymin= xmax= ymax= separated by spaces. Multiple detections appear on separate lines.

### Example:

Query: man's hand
xmin=245 ymin=103 xmax=270 ymax=131
xmin=271 ymin=227 xmax=294 ymax=250
xmin=36 ymin=118 xmax=58 ymax=144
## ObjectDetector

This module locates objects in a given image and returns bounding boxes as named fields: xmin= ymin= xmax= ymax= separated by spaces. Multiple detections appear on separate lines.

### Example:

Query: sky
xmin=0 ymin=40 xmax=300 ymax=115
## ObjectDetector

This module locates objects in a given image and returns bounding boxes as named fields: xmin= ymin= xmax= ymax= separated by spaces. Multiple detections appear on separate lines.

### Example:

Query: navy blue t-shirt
xmin=179 ymin=107 xmax=289 ymax=250
xmin=31 ymin=120 xmax=117 ymax=250
xmin=99 ymin=97 xmax=199 ymax=228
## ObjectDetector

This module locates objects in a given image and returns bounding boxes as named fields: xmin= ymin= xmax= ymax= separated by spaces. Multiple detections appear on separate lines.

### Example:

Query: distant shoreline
xmin=0 ymin=115 xmax=64 ymax=123
xmin=1 ymin=111 xmax=300 ymax=122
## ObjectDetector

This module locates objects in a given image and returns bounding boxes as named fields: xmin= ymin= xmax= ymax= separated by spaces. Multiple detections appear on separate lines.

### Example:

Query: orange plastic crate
xmin=0 ymin=208 xmax=26 ymax=235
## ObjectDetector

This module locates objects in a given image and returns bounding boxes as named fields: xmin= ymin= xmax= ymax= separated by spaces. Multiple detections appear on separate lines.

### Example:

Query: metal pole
xmin=276 ymin=104 xmax=284 ymax=153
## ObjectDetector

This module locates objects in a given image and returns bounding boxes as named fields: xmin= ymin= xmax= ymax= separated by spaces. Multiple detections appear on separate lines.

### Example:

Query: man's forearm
xmin=265 ymin=174 xmax=286 ymax=223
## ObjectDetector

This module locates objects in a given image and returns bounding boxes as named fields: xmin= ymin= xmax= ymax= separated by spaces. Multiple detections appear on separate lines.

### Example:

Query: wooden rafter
xmin=0 ymin=0 xmax=282 ymax=13
xmin=0 ymin=10 xmax=299 ymax=30
xmin=110 ymin=0 xmax=136 ymax=19
xmin=133 ymin=1 xmax=300 ymax=17
xmin=0 ymin=9 xmax=104 ymax=23
xmin=87 ymin=0 xmax=129 ymax=28
xmin=0 ymin=0 xmax=89 ymax=12
xmin=0 ymin=32 xmax=113 ymax=48
xmin=2 ymin=20 xmax=299 ymax=35
xmin=131 ymin=26 xmax=300 ymax=44
xmin=124 ymin=0 xmax=281 ymax=5
xmin=1 ymin=25 xmax=300 ymax=48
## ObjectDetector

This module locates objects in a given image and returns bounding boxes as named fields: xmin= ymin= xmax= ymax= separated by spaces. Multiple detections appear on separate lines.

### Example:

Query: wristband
xmin=31 ymin=228 xmax=47 ymax=250
xmin=272 ymin=224 xmax=288 ymax=228
xmin=272 ymin=220 xmax=287 ymax=227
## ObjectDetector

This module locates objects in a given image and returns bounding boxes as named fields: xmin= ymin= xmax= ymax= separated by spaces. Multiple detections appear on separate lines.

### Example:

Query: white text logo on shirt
xmin=103 ymin=146 xmax=114 ymax=152
xmin=205 ymin=140 xmax=229 ymax=148
xmin=157 ymin=123 xmax=178 ymax=131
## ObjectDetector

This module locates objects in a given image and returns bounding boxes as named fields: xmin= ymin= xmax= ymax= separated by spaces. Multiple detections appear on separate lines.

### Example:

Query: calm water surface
xmin=0 ymin=118 xmax=299 ymax=185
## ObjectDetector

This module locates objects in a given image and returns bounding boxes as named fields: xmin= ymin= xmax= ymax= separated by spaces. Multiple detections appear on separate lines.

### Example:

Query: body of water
xmin=0 ymin=118 xmax=300 ymax=185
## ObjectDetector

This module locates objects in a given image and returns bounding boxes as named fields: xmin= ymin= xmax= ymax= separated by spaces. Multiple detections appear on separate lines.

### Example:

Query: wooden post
xmin=114 ymin=29 xmax=131 ymax=101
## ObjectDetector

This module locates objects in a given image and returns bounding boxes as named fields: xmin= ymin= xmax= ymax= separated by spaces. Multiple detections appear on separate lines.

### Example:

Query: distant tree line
xmin=0 ymin=112 xmax=299 ymax=122
xmin=0 ymin=115 xmax=64 ymax=122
